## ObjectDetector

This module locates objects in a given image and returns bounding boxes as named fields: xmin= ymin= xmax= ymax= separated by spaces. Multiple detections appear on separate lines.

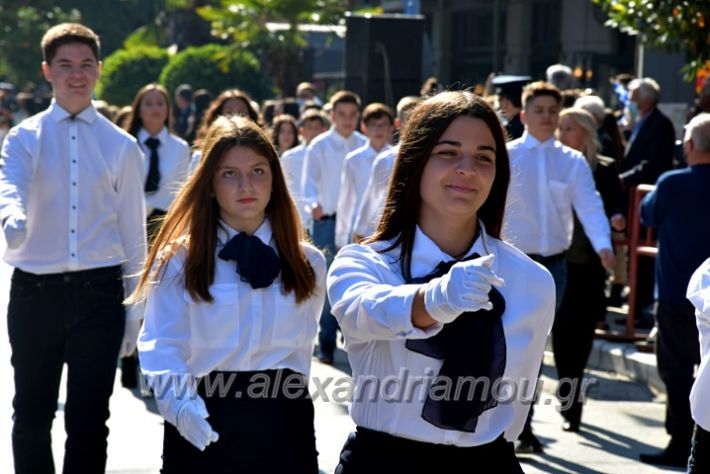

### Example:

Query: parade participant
xmin=687 ymin=257 xmax=710 ymax=474
xmin=553 ymin=108 xmax=625 ymax=432
xmin=302 ymin=90 xmax=366 ymax=364
xmin=118 ymin=83 xmax=191 ymax=389
xmin=335 ymin=102 xmax=394 ymax=249
xmin=503 ymin=81 xmax=614 ymax=452
xmin=134 ymin=115 xmax=326 ymax=473
xmin=0 ymin=23 xmax=146 ymax=473
xmin=492 ymin=75 xmax=531 ymax=140
xmin=327 ymin=91 xmax=555 ymax=472
xmin=271 ymin=113 xmax=299 ymax=156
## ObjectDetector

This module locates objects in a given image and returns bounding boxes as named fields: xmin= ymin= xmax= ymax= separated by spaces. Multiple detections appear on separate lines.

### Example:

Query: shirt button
xmin=72 ymin=182 xmax=76 ymax=186
xmin=71 ymin=253 xmax=76 ymax=257
xmin=72 ymin=160 xmax=77 ymax=164
xmin=72 ymin=206 xmax=76 ymax=210
xmin=71 ymin=136 xmax=76 ymax=140
xmin=71 ymin=229 xmax=75 ymax=233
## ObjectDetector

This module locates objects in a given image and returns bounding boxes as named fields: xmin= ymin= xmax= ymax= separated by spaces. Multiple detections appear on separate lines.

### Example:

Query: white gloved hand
xmin=3 ymin=214 xmax=27 ymax=249
xmin=176 ymin=396 xmax=220 ymax=451
xmin=119 ymin=319 xmax=142 ymax=358
xmin=424 ymin=254 xmax=505 ymax=324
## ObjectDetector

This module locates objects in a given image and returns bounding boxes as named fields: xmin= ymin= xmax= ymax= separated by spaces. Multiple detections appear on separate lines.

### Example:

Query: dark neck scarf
xmin=217 ymin=232 xmax=281 ymax=289
xmin=406 ymin=252 xmax=507 ymax=433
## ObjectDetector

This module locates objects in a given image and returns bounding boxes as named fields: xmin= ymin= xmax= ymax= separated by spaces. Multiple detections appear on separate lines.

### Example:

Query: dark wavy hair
xmin=367 ymin=91 xmax=510 ymax=280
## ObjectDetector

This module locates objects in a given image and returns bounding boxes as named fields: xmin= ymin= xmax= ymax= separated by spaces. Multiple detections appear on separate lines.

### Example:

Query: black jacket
xmin=620 ymin=107 xmax=675 ymax=187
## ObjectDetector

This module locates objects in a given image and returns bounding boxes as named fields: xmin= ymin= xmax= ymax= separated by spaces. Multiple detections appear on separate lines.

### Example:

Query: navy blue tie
xmin=144 ymin=137 xmax=161 ymax=193
xmin=406 ymin=253 xmax=507 ymax=432
xmin=217 ymin=232 xmax=281 ymax=289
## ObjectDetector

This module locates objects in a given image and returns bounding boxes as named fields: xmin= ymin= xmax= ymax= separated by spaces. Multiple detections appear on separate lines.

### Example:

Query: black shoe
xmin=639 ymin=445 xmax=689 ymax=468
xmin=516 ymin=432 xmax=544 ymax=454
xmin=562 ymin=420 xmax=580 ymax=432
xmin=606 ymin=284 xmax=625 ymax=307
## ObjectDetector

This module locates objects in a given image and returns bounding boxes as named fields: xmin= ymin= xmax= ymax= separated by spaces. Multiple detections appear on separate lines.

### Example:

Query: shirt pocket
xmin=270 ymin=293 xmax=311 ymax=348
xmin=186 ymin=283 xmax=240 ymax=349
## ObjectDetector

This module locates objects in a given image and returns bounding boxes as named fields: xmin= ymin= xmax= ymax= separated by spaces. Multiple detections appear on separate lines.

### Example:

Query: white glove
xmin=3 ymin=214 xmax=27 ymax=249
xmin=424 ymin=254 xmax=505 ymax=324
xmin=176 ymin=396 xmax=220 ymax=451
xmin=119 ymin=319 xmax=142 ymax=358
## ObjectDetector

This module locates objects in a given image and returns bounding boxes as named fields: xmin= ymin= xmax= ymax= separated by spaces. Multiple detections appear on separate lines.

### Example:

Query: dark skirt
xmin=161 ymin=369 xmax=318 ymax=474
xmin=335 ymin=426 xmax=524 ymax=473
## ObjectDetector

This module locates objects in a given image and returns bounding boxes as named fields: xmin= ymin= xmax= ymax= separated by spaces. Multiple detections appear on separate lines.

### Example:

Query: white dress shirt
xmin=301 ymin=127 xmax=366 ymax=215
xmin=138 ymin=217 xmax=327 ymax=426
xmin=138 ymin=127 xmax=191 ymax=214
xmin=280 ymin=143 xmax=311 ymax=229
xmin=687 ymin=258 xmax=710 ymax=431
xmin=503 ymin=132 xmax=612 ymax=256
xmin=327 ymin=222 xmax=556 ymax=445
xmin=0 ymin=101 xmax=147 ymax=319
xmin=352 ymin=145 xmax=398 ymax=240
xmin=336 ymin=142 xmax=392 ymax=248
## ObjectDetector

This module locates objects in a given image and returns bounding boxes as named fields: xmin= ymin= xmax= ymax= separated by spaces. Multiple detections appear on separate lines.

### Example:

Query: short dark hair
xmin=368 ymin=91 xmax=510 ymax=280
xmin=329 ymin=90 xmax=361 ymax=110
xmin=299 ymin=109 xmax=329 ymax=129
xmin=362 ymin=102 xmax=394 ymax=125
xmin=522 ymin=81 xmax=562 ymax=109
xmin=41 ymin=23 xmax=100 ymax=65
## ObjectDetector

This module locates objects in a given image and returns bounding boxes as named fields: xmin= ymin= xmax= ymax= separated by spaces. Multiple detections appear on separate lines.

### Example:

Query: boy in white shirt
xmin=335 ymin=102 xmax=394 ymax=249
xmin=302 ymin=90 xmax=366 ymax=363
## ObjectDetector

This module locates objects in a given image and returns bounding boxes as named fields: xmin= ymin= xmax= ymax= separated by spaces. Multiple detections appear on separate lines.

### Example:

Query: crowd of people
xmin=1 ymin=22 xmax=710 ymax=474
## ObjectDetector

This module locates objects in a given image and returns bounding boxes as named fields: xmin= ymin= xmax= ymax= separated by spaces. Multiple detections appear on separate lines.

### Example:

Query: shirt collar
xmin=48 ymin=99 xmax=98 ymax=124
xmin=217 ymin=216 xmax=273 ymax=248
xmin=138 ymin=126 xmax=168 ymax=145
xmin=521 ymin=131 xmax=556 ymax=150
xmin=409 ymin=219 xmax=495 ymax=279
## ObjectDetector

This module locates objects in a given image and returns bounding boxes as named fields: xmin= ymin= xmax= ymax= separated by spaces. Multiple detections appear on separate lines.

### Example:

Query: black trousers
xmin=335 ymin=427 xmax=524 ymax=473
xmin=552 ymin=261 xmax=607 ymax=424
xmin=8 ymin=266 xmax=125 ymax=474
xmin=688 ymin=424 xmax=710 ymax=473
xmin=656 ymin=303 xmax=700 ymax=443
xmin=161 ymin=369 xmax=318 ymax=474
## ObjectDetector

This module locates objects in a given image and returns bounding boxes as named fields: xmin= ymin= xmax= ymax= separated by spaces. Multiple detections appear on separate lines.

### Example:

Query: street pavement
xmin=0 ymin=242 xmax=688 ymax=473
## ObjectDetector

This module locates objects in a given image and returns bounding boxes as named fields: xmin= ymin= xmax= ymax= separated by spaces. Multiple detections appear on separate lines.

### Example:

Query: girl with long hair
xmin=327 ymin=91 xmax=555 ymax=472
xmin=132 ymin=115 xmax=325 ymax=473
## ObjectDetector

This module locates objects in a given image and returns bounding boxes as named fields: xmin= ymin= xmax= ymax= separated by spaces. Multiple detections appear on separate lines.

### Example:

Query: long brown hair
xmin=130 ymin=115 xmax=316 ymax=304
xmin=367 ymin=91 xmax=510 ymax=280
xmin=195 ymin=89 xmax=260 ymax=148
xmin=124 ymin=83 xmax=173 ymax=138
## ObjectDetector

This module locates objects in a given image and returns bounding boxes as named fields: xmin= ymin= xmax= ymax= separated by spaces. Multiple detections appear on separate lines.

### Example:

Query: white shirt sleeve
xmin=571 ymin=160 xmax=612 ymax=253
xmin=116 ymin=140 xmax=148 ymax=320
xmin=138 ymin=254 xmax=195 ymax=427
xmin=0 ymin=127 xmax=33 ymax=222
xmin=301 ymin=142 xmax=320 ymax=210
xmin=327 ymin=244 xmax=443 ymax=342
xmin=335 ymin=156 xmax=357 ymax=248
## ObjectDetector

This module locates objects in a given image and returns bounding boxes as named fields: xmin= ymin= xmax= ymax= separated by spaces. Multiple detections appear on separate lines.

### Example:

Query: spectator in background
xmin=492 ymin=75 xmax=531 ymax=140
xmin=546 ymin=64 xmax=575 ymax=91
xmin=296 ymin=81 xmax=322 ymax=111
xmin=173 ymin=83 xmax=193 ymax=140
xmin=639 ymin=112 xmax=710 ymax=468
xmin=0 ymin=113 xmax=11 ymax=147
xmin=194 ymin=89 xmax=260 ymax=151
xmin=271 ymin=114 xmax=299 ymax=156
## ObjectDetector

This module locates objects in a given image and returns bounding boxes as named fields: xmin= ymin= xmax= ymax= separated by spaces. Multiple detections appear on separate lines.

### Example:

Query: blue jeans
xmin=8 ymin=266 xmax=125 ymax=474
xmin=312 ymin=217 xmax=338 ymax=358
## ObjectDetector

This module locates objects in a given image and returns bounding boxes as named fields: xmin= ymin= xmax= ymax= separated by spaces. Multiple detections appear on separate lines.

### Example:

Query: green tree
xmin=159 ymin=43 xmax=272 ymax=102
xmin=96 ymin=47 xmax=170 ymax=106
xmin=197 ymin=0 xmax=348 ymax=96
xmin=592 ymin=0 xmax=710 ymax=79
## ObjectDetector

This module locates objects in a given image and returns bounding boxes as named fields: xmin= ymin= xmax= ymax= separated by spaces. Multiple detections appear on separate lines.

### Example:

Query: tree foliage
xmin=592 ymin=0 xmax=710 ymax=79
xmin=197 ymin=0 xmax=348 ymax=96
xmin=159 ymin=43 xmax=273 ymax=102
xmin=96 ymin=47 xmax=170 ymax=106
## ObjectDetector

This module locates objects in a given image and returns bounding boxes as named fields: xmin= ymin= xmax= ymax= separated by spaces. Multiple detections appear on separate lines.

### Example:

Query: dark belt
xmin=527 ymin=252 xmax=566 ymax=266
xmin=13 ymin=265 xmax=122 ymax=284
xmin=318 ymin=213 xmax=336 ymax=220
